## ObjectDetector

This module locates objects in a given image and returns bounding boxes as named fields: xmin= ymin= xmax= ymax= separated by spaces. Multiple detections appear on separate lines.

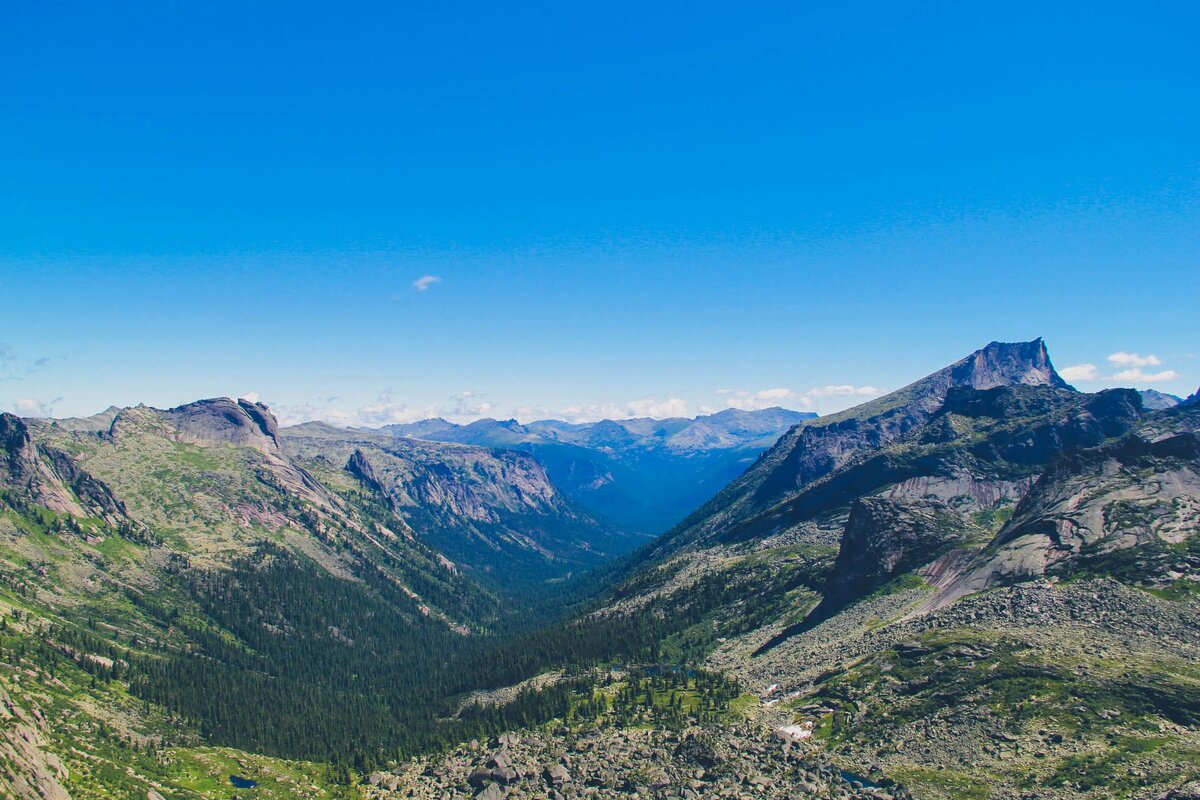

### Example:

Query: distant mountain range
xmin=11 ymin=397 xmax=633 ymax=593
xmin=279 ymin=421 xmax=638 ymax=581
xmin=374 ymin=406 xmax=816 ymax=534
xmin=4 ymin=340 xmax=1200 ymax=800
xmin=1140 ymin=388 xmax=1185 ymax=410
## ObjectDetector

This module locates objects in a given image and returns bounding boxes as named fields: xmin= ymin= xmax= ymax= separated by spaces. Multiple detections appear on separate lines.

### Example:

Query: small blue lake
xmin=229 ymin=775 xmax=258 ymax=789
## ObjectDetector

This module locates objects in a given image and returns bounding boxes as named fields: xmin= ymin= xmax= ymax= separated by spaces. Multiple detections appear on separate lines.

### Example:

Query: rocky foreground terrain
xmin=366 ymin=724 xmax=900 ymax=800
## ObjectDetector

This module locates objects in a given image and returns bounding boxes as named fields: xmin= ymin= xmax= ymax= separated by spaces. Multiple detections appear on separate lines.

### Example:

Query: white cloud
xmin=723 ymin=388 xmax=802 ymax=411
xmin=1111 ymin=368 xmax=1179 ymax=383
xmin=273 ymin=388 xmax=502 ymax=428
xmin=447 ymin=390 xmax=494 ymax=418
xmin=1059 ymin=363 xmax=1098 ymax=382
xmin=240 ymin=391 xmax=261 ymax=404
xmin=559 ymin=396 xmax=690 ymax=423
xmin=412 ymin=274 xmax=442 ymax=292
xmin=627 ymin=397 xmax=689 ymax=418
xmin=12 ymin=397 xmax=62 ymax=418
xmin=1107 ymin=352 xmax=1162 ymax=368
xmin=721 ymin=383 xmax=880 ymax=411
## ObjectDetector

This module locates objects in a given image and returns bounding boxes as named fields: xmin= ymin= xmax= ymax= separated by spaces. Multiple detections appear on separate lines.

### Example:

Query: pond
xmin=229 ymin=775 xmax=258 ymax=789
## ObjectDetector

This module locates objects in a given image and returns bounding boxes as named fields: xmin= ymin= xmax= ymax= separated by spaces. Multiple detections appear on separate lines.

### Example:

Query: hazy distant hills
xmin=375 ymin=407 xmax=816 ymax=534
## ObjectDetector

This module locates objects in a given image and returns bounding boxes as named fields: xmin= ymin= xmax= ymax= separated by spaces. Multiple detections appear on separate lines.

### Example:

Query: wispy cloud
xmin=1059 ymin=363 xmax=1098 ymax=382
xmin=0 ymin=345 xmax=57 ymax=382
xmin=11 ymin=396 xmax=63 ymax=418
xmin=0 ymin=343 xmax=20 ymax=381
xmin=412 ymin=274 xmax=442 ymax=292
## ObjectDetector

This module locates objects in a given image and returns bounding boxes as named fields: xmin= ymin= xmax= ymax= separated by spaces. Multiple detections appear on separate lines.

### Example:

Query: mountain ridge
xmin=649 ymin=338 xmax=1070 ymax=556
xmin=375 ymin=406 xmax=816 ymax=534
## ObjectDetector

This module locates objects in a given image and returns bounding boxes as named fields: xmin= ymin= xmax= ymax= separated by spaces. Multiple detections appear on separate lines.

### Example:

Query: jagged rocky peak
xmin=952 ymin=337 xmax=1068 ymax=391
xmin=345 ymin=448 xmax=383 ymax=493
xmin=885 ymin=338 xmax=1069 ymax=418
xmin=0 ymin=412 xmax=39 ymax=483
xmin=769 ymin=340 xmax=1071 ymax=492
xmin=0 ymin=413 xmax=127 ymax=521
xmin=159 ymin=397 xmax=283 ymax=453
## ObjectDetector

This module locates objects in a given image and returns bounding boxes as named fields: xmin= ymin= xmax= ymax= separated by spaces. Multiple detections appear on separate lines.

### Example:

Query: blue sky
xmin=2 ymin=1 xmax=1197 ymax=424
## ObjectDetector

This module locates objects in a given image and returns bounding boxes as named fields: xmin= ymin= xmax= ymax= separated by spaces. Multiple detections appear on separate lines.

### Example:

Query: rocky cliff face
xmin=0 ymin=688 xmax=70 ymax=800
xmin=656 ymin=339 xmax=1070 ymax=554
xmin=380 ymin=407 xmax=815 ymax=534
xmin=159 ymin=397 xmax=283 ymax=454
xmin=950 ymin=428 xmax=1200 ymax=595
xmin=0 ymin=413 xmax=126 ymax=522
xmin=824 ymin=497 xmax=971 ymax=608
xmin=281 ymin=422 xmax=639 ymax=580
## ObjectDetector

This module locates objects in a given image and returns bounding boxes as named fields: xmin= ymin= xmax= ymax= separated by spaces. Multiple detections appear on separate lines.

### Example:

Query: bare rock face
xmin=281 ymin=423 xmax=637 ymax=580
xmin=0 ymin=688 xmax=71 ymax=800
xmin=1 ymin=413 xmax=45 ymax=495
xmin=659 ymin=339 xmax=1072 ymax=553
xmin=0 ymin=413 xmax=125 ymax=522
xmin=824 ymin=497 xmax=969 ymax=607
xmin=949 ymin=337 xmax=1070 ymax=392
xmin=345 ymin=449 xmax=384 ymax=494
xmin=160 ymin=397 xmax=283 ymax=454
xmin=40 ymin=448 xmax=127 ymax=521
xmin=954 ymin=431 xmax=1200 ymax=593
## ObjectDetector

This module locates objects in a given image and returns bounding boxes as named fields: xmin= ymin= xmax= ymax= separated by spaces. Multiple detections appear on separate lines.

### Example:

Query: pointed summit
xmin=655 ymin=338 xmax=1073 ymax=552
xmin=951 ymin=338 xmax=1069 ymax=391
